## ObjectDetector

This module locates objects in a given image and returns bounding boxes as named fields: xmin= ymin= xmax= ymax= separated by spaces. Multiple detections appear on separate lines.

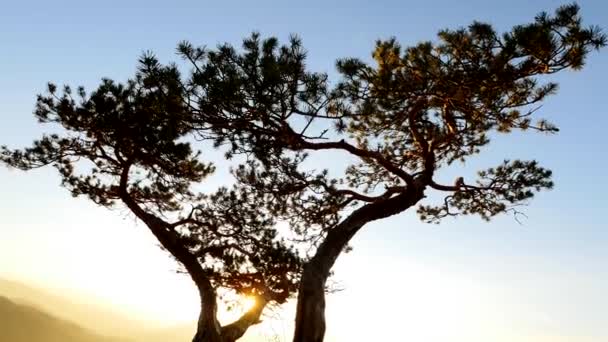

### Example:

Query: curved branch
xmin=307 ymin=175 xmax=407 ymax=202
xmin=429 ymin=178 xmax=488 ymax=192
xmin=332 ymin=186 xmax=407 ymax=202
xmin=221 ymin=296 xmax=268 ymax=341
xmin=291 ymin=135 xmax=415 ymax=187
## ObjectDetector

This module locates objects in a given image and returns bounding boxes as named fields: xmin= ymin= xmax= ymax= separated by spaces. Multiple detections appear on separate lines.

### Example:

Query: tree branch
xmin=291 ymin=135 xmax=415 ymax=187
xmin=221 ymin=295 xmax=268 ymax=341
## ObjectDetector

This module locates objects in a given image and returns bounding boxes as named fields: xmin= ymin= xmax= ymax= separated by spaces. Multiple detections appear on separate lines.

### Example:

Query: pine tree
xmin=176 ymin=4 xmax=605 ymax=341
xmin=1 ymin=59 xmax=302 ymax=342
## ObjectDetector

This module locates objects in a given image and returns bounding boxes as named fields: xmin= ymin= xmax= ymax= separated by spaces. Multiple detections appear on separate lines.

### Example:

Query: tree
xmin=2 ymin=4 xmax=604 ymax=342
xmin=0 ymin=60 xmax=304 ymax=342
xmin=175 ymin=4 xmax=605 ymax=341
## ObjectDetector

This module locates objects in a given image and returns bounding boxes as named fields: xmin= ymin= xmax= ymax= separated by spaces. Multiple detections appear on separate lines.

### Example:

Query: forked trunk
xmin=119 ymin=170 xmax=261 ymax=342
xmin=191 ymin=293 xmax=268 ymax=342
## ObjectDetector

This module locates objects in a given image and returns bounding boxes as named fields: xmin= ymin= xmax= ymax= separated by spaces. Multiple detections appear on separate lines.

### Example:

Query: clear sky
xmin=1 ymin=0 xmax=606 ymax=341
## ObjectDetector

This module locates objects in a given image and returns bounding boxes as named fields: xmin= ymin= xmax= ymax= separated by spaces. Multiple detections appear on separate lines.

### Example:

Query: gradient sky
xmin=1 ymin=0 xmax=606 ymax=341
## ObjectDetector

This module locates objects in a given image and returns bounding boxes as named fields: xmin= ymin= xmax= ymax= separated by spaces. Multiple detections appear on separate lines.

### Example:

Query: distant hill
xmin=0 ymin=277 xmax=271 ymax=342
xmin=0 ymin=295 xmax=130 ymax=342
xmin=0 ymin=278 xmax=200 ymax=341
xmin=0 ymin=278 xmax=146 ymax=339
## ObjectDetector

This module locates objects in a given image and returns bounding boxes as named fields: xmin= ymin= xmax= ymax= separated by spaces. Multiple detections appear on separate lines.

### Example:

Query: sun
xmin=240 ymin=295 xmax=257 ymax=311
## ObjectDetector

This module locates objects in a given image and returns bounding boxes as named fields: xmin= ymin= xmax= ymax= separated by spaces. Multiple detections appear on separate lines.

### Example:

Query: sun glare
xmin=240 ymin=295 xmax=257 ymax=311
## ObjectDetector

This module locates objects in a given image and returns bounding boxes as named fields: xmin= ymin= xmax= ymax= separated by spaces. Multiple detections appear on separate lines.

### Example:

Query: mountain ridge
xmin=0 ymin=295 xmax=131 ymax=342
xmin=0 ymin=277 xmax=146 ymax=339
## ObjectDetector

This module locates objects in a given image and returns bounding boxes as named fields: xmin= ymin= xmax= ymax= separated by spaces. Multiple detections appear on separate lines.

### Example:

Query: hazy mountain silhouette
xmin=0 ymin=278 xmax=206 ymax=341
xmin=0 ymin=277 xmax=269 ymax=341
xmin=0 ymin=278 xmax=146 ymax=339
xmin=0 ymin=295 xmax=131 ymax=342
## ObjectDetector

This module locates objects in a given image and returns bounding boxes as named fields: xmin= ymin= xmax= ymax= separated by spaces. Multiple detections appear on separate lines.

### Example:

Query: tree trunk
xmin=292 ymin=188 xmax=425 ymax=342
xmin=292 ymin=224 xmax=359 ymax=342
xmin=192 ymin=292 xmax=223 ymax=342
xmin=292 ymin=265 xmax=327 ymax=342
xmin=192 ymin=326 xmax=223 ymax=342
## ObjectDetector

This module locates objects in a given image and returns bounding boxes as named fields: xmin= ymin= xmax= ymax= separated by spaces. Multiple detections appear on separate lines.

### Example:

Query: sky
xmin=0 ymin=0 xmax=607 ymax=341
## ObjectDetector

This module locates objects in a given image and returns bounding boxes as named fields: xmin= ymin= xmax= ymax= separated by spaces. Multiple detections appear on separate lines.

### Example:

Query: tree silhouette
xmin=0 ymin=62 xmax=303 ymax=342
xmin=1 ymin=3 xmax=605 ymax=342
xmin=175 ymin=4 xmax=605 ymax=341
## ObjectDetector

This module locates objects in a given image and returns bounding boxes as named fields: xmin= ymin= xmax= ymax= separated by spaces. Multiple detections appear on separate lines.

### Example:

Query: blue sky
xmin=1 ymin=1 xmax=607 ymax=341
